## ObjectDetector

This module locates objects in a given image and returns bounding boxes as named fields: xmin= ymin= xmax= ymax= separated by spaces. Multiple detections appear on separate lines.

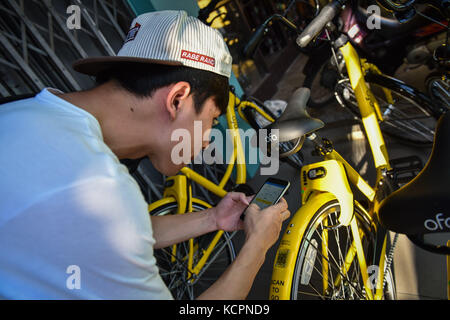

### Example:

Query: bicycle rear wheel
xmin=291 ymin=200 xmax=396 ymax=300
xmin=149 ymin=199 xmax=236 ymax=299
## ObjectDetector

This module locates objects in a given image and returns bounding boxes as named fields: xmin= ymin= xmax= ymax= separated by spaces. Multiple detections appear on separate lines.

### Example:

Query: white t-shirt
xmin=0 ymin=88 xmax=173 ymax=299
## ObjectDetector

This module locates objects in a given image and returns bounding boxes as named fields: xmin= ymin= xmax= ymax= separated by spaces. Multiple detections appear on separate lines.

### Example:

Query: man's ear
xmin=165 ymin=81 xmax=192 ymax=121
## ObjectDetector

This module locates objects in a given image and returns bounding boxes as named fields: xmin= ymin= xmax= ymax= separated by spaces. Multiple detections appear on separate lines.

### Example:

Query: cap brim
xmin=72 ymin=56 xmax=183 ymax=76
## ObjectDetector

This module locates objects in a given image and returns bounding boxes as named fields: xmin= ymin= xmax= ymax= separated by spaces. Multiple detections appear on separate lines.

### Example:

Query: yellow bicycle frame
xmin=270 ymin=42 xmax=392 ymax=300
xmin=181 ymin=91 xmax=248 ymax=191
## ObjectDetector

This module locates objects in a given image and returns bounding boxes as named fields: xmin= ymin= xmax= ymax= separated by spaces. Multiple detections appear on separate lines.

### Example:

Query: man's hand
xmin=210 ymin=192 xmax=290 ymax=251
xmin=197 ymin=196 xmax=290 ymax=300
xmin=210 ymin=192 xmax=252 ymax=232
xmin=152 ymin=191 xmax=253 ymax=249
xmin=244 ymin=198 xmax=290 ymax=251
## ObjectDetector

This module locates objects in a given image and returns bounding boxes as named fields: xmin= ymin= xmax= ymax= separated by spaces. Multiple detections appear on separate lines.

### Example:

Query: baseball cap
xmin=73 ymin=10 xmax=232 ymax=78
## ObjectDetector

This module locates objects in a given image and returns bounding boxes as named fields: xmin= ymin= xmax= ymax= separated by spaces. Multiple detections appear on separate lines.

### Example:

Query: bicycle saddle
xmin=378 ymin=112 xmax=450 ymax=236
xmin=268 ymin=87 xmax=324 ymax=142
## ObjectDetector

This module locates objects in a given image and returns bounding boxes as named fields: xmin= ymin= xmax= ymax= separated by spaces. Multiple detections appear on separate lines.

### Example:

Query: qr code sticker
xmin=275 ymin=249 xmax=289 ymax=268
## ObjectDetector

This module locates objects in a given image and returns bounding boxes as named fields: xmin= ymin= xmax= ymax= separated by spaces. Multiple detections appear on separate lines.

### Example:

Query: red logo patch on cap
xmin=125 ymin=23 xmax=141 ymax=43
xmin=180 ymin=50 xmax=215 ymax=67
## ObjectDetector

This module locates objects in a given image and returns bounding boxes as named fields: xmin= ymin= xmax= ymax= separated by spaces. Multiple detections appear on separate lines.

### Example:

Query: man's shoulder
xmin=0 ymin=90 xmax=141 ymax=223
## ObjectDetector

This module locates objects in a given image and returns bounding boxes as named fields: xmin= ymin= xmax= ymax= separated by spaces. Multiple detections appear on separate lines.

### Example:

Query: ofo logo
xmin=424 ymin=213 xmax=450 ymax=231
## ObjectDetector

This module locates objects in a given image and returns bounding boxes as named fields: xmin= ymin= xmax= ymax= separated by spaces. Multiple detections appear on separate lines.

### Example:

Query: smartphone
xmin=241 ymin=178 xmax=290 ymax=219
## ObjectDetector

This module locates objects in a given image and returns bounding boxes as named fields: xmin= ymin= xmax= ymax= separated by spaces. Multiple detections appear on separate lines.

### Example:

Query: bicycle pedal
xmin=388 ymin=155 xmax=423 ymax=187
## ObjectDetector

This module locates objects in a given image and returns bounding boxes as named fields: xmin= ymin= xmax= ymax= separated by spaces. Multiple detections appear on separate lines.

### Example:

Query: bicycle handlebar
xmin=243 ymin=22 xmax=270 ymax=58
xmin=296 ymin=0 xmax=345 ymax=48
xmin=243 ymin=14 xmax=299 ymax=58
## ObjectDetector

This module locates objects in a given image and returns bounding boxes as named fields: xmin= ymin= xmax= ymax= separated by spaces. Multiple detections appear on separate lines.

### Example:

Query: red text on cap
xmin=181 ymin=50 xmax=215 ymax=67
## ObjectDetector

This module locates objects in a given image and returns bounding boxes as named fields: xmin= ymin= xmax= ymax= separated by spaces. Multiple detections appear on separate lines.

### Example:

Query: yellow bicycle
xmin=141 ymin=0 xmax=450 ymax=300
xmin=267 ymin=0 xmax=450 ymax=300
xmin=146 ymin=89 xmax=305 ymax=299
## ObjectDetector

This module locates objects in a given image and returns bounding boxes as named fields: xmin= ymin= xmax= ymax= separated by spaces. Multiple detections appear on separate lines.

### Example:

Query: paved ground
xmin=236 ymin=53 xmax=449 ymax=300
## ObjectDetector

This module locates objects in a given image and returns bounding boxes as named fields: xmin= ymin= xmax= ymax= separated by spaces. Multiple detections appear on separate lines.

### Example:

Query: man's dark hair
xmin=96 ymin=63 xmax=229 ymax=114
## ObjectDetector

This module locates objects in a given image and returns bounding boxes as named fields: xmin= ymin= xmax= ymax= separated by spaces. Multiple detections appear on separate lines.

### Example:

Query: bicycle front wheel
xmin=149 ymin=198 xmax=236 ymax=299
xmin=291 ymin=200 xmax=396 ymax=300
xmin=336 ymin=76 xmax=438 ymax=146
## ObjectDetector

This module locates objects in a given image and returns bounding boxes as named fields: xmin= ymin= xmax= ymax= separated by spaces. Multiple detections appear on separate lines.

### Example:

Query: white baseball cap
xmin=73 ymin=10 xmax=232 ymax=78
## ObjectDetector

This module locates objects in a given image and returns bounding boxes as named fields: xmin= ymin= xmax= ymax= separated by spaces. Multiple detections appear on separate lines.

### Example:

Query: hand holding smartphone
xmin=241 ymin=178 xmax=290 ymax=219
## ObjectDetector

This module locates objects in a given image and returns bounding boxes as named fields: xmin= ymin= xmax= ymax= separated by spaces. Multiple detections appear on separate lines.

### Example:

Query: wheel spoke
xmin=293 ymin=202 xmax=393 ymax=300
xmin=151 ymin=203 xmax=236 ymax=299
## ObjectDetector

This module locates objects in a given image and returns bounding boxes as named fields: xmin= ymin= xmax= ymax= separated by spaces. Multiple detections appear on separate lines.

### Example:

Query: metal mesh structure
xmin=0 ymin=0 xmax=135 ymax=97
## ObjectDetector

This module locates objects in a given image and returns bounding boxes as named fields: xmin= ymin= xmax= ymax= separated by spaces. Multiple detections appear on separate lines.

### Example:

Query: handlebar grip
xmin=296 ymin=0 xmax=344 ymax=48
xmin=243 ymin=23 xmax=270 ymax=58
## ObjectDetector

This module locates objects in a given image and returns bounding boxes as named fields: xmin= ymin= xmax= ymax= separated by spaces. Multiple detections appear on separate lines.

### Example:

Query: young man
xmin=0 ymin=10 xmax=289 ymax=299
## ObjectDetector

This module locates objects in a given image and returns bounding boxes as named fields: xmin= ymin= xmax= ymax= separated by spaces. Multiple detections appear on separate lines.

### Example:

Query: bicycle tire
xmin=336 ymin=76 xmax=438 ymax=147
xmin=290 ymin=200 xmax=396 ymax=300
xmin=303 ymin=58 xmax=338 ymax=108
xmin=149 ymin=198 xmax=236 ymax=300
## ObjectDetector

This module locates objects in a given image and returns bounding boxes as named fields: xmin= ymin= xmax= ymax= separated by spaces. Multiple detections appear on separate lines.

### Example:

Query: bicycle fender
xmin=162 ymin=175 xmax=189 ymax=214
xmin=270 ymin=192 xmax=337 ymax=300
xmin=148 ymin=196 xmax=177 ymax=214
xmin=301 ymin=160 xmax=354 ymax=226
xmin=150 ymin=176 xmax=212 ymax=215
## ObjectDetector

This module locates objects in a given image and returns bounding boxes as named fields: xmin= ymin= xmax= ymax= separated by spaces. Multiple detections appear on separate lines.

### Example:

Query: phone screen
xmin=251 ymin=180 xmax=288 ymax=209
